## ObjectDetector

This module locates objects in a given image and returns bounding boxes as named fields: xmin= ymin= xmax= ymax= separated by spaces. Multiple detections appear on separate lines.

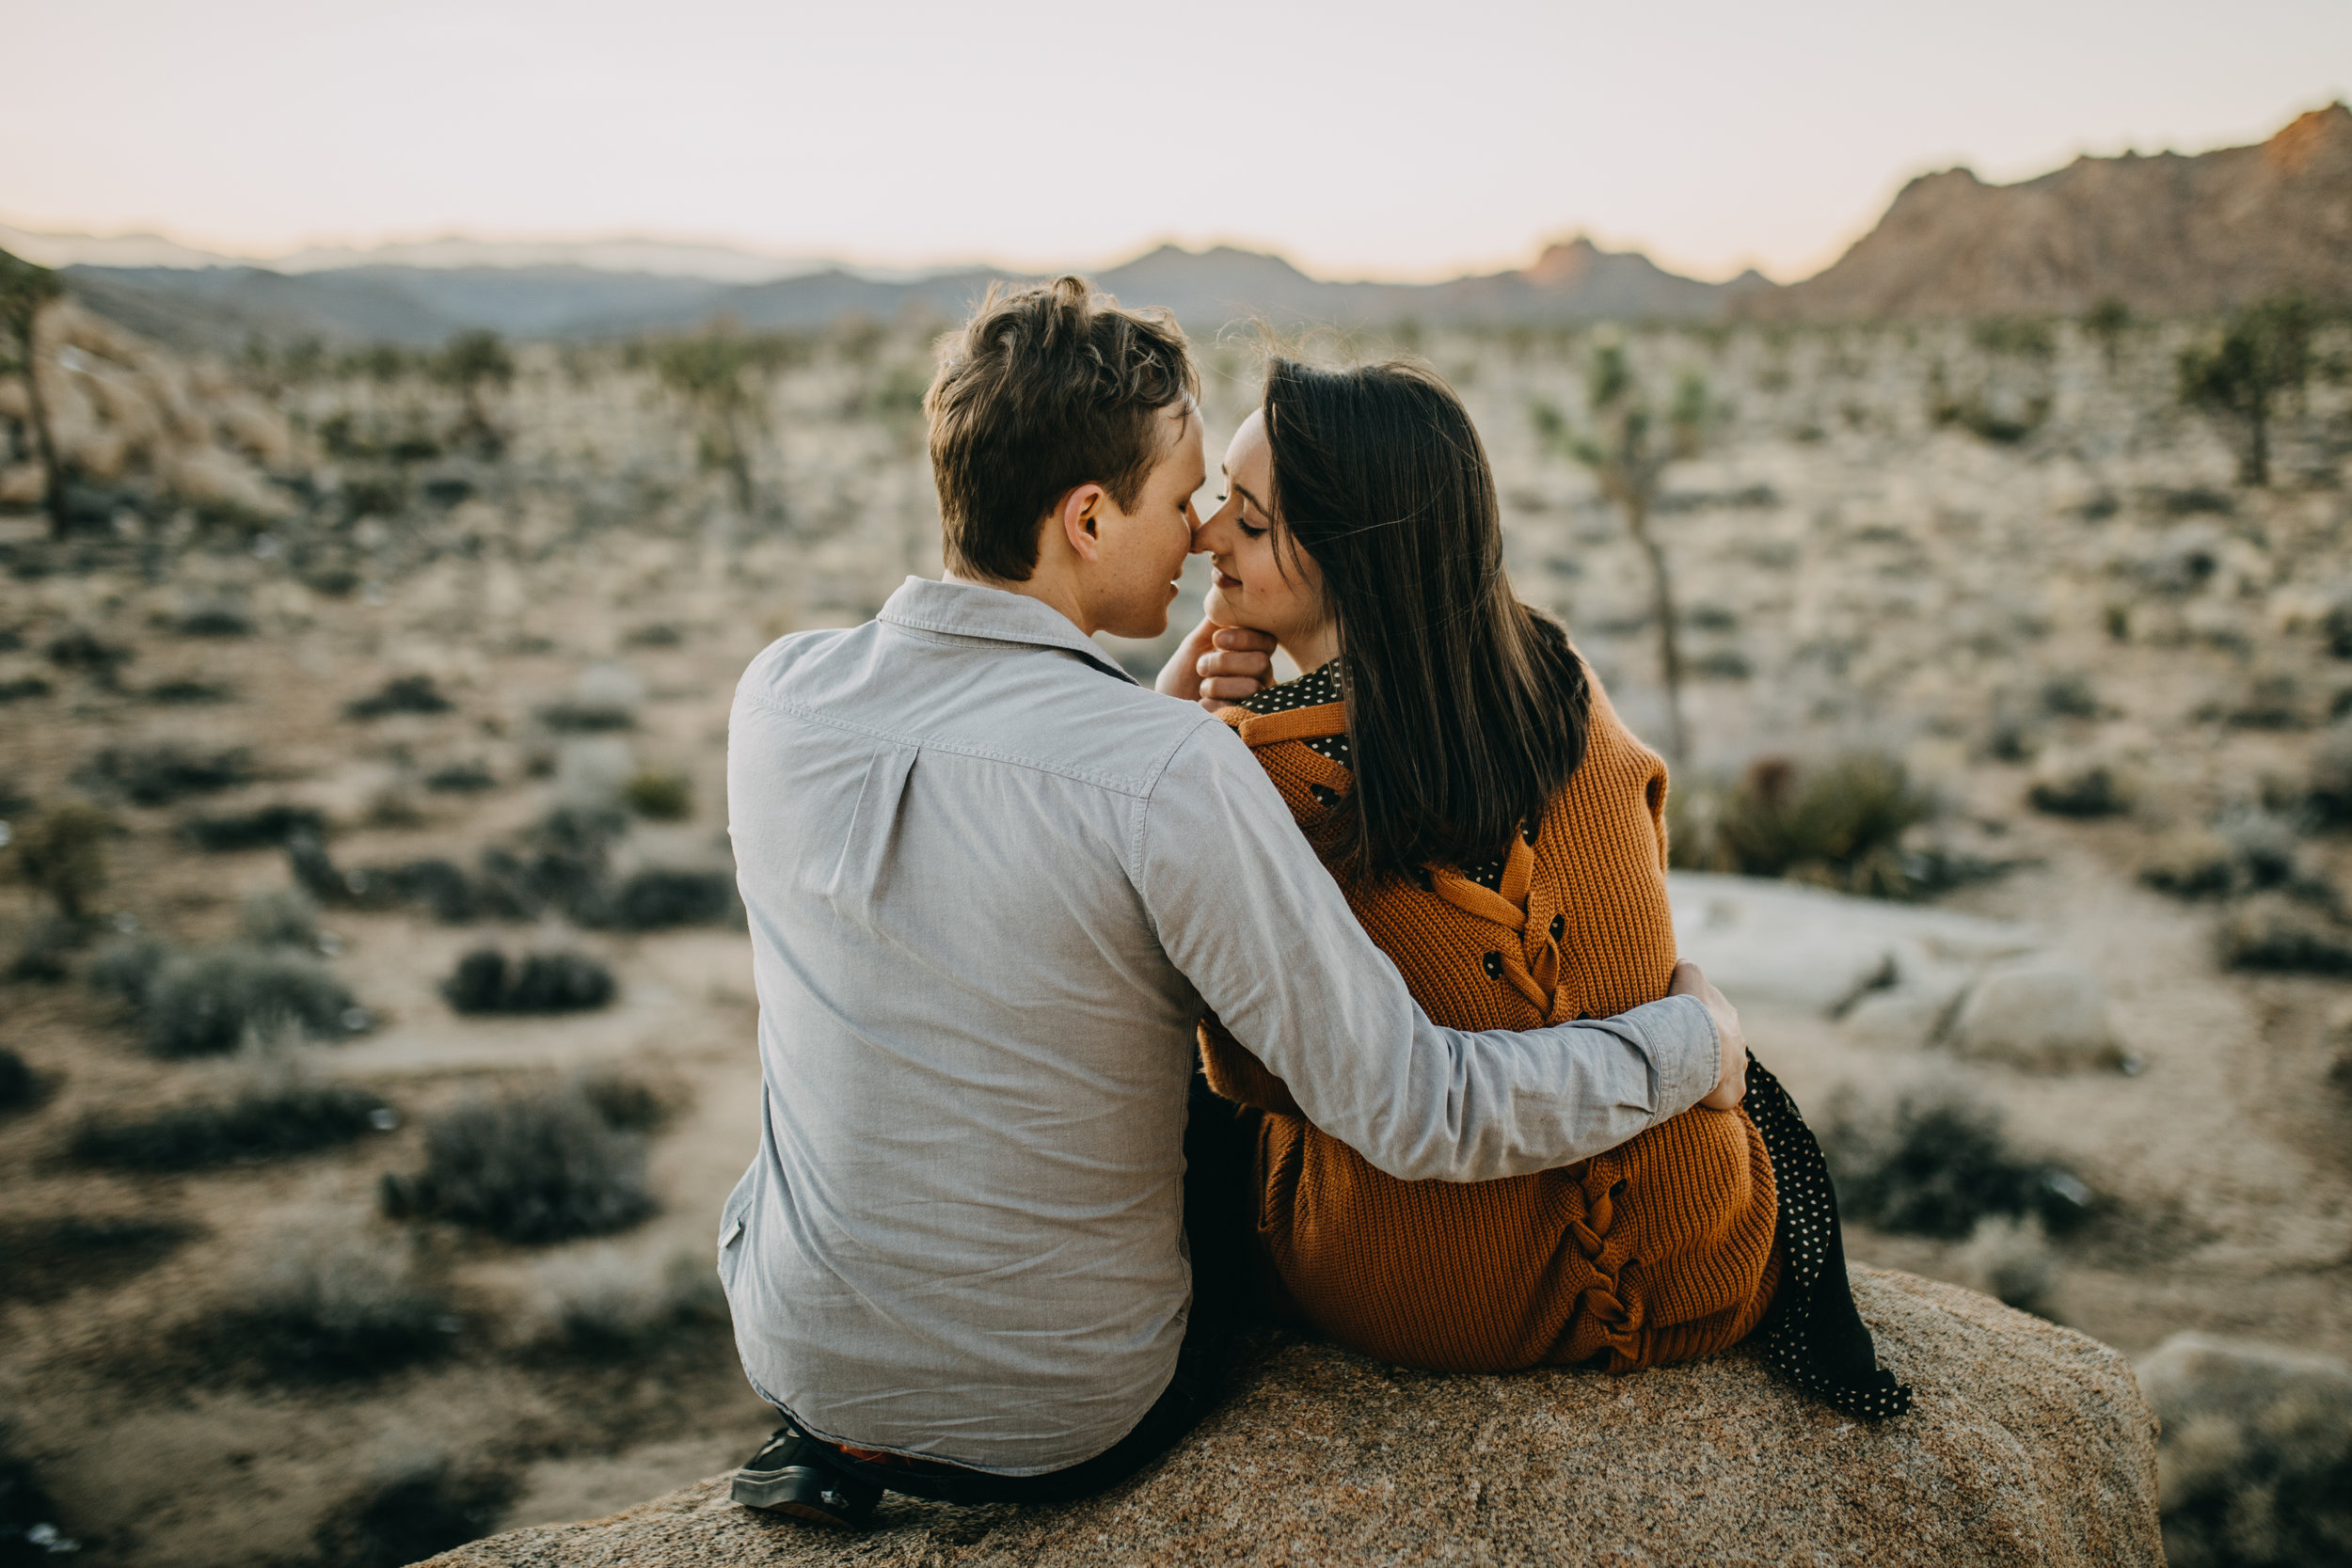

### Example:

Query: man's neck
xmin=945 ymin=568 xmax=1096 ymax=639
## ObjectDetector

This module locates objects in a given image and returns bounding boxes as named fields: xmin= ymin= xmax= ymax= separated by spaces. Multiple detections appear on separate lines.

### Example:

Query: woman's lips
xmin=1214 ymin=568 xmax=1242 ymax=590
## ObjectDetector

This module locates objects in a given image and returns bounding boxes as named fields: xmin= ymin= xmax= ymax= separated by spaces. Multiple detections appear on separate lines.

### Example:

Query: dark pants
xmin=794 ymin=1071 xmax=1262 ymax=1506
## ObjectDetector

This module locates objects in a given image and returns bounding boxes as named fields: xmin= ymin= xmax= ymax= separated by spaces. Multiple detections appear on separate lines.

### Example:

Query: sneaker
xmin=730 ymin=1423 xmax=882 ymax=1528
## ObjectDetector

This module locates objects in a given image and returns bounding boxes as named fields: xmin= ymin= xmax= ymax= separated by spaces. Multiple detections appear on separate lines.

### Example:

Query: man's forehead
xmin=1157 ymin=402 xmax=1205 ymax=466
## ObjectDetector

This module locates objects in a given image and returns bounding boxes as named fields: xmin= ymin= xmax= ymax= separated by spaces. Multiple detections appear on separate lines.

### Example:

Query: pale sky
xmin=2 ymin=0 xmax=2344 ymax=282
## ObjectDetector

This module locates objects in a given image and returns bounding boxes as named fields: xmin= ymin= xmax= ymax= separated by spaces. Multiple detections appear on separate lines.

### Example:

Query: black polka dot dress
xmin=1239 ymin=661 xmax=1913 ymax=1420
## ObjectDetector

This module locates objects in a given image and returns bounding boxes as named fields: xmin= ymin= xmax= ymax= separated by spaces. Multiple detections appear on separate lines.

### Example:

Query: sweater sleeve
xmin=1136 ymin=722 xmax=1720 ymax=1182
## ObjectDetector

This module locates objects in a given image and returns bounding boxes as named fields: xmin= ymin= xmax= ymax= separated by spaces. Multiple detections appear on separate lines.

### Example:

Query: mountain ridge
xmin=1748 ymin=102 xmax=2352 ymax=319
xmin=19 ymin=103 xmax=2347 ymax=348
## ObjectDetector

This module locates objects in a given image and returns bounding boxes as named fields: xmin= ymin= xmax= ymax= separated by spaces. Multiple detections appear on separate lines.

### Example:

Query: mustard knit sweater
xmin=1198 ymin=671 xmax=1781 ymax=1374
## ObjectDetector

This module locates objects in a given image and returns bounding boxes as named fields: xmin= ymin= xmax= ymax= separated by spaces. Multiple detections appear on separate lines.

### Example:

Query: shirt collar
xmin=877 ymin=576 xmax=1138 ymax=685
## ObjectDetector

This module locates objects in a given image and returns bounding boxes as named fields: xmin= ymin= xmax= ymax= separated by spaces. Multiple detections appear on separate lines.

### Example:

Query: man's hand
xmin=1155 ymin=618 xmax=1278 ymax=712
xmin=1670 ymin=960 xmax=1748 ymax=1110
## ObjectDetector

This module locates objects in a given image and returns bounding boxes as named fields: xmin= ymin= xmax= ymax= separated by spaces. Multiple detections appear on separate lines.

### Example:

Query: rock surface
xmin=427 ymin=1268 xmax=2161 ymax=1568
xmin=1950 ymin=958 xmax=2119 ymax=1072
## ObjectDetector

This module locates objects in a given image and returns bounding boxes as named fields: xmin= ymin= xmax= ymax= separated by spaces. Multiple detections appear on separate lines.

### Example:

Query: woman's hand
xmin=1670 ymin=961 xmax=1749 ymax=1111
xmin=1156 ymin=618 xmax=1279 ymax=712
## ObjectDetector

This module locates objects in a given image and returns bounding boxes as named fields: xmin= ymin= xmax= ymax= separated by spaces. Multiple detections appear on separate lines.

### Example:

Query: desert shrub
xmin=2325 ymin=598 xmax=2352 ymax=661
xmin=209 ymin=1233 xmax=454 ymax=1380
xmin=608 ymin=866 xmax=738 ymax=929
xmin=0 ymin=1048 xmax=31 ymax=1111
xmin=439 ymin=947 xmax=616 ymax=1015
xmin=2141 ymin=1335 xmax=2352 ymax=1568
xmin=1954 ymin=1215 xmax=2059 ymax=1320
xmin=43 ymin=627 xmax=132 ymax=680
xmin=2218 ymin=896 xmax=2352 ymax=975
xmin=315 ymin=1458 xmax=516 ymax=1568
xmin=537 ymin=1249 xmax=727 ymax=1359
xmin=172 ymin=600 xmax=252 ymax=638
xmin=132 ymin=944 xmax=361 ymax=1057
xmin=85 ymin=934 xmax=167 ymax=1008
xmin=621 ymin=768 xmax=693 ymax=820
xmin=383 ymin=1084 xmax=655 ymax=1243
xmin=72 ymin=1065 xmax=389 ymax=1171
xmin=423 ymin=760 xmax=498 ymax=793
xmin=343 ymin=673 xmax=453 ymax=720
xmin=2143 ymin=815 xmax=2319 ymax=901
xmin=0 ymin=676 xmax=52 ymax=703
xmin=240 ymin=888 xmax=322 ymax=950
xmin=2312 ymin=721 xmax=2352 ymax=827
xmin=538 ymin=663 xmax=641 ymax=732
xmin=1826 ymin=1089 xmax=2091 ymax=1241
xmin=0 ymin=1215 xmax=192 ymax=1304
xmin=7 ymin=916 xmax=84 ymax=983
xmin=2040 ymin=673 xmax=2102 ymax=719
xmin=573 ymin=1069 xmax=675 ymax=1133
xmin=623 ymin=622 xmax=682 ymax=647
xmin=2141 ymin=830 xmax=2240 ymax=899
xmin=10 ymin=800 xmax=110 ymax=921
xmin=85 ymin=743 xmax=253 ymax=805
xmin=144 ymin=677 xmax=233 ymax=705
xmin=1669 ymin=753 xmax=1934 ymax=899
xmin=0 ymin=1428 xmax=77 ymax=1563
xmin=2027 ymin=760 xmax=2131 ymax=817
xmin=175 ymin=801 xmax=326 ymax=851
xmin=368 ymin=858 xmax=477 ymax=921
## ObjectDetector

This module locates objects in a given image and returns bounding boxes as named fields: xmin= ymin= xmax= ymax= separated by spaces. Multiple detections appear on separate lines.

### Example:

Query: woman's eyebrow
xmin=1231 ymin=482 xmax=1268 ymax=515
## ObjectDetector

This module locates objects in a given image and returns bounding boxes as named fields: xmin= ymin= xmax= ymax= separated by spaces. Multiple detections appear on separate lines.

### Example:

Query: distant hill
xmin=46 ymin=236 xmax=1762 ymax=350
xmin=1751 ymin=103 xmax=2352 ymax=320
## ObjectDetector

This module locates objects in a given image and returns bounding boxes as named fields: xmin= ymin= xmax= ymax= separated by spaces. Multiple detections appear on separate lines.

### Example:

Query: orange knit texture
xmin=1200 ymin=674 xmax=1781 ymax=1373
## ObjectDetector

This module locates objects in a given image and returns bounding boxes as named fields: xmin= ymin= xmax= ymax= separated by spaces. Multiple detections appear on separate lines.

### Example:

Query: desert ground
xmin=2 ymin=303 xmax=2349 ymax=1565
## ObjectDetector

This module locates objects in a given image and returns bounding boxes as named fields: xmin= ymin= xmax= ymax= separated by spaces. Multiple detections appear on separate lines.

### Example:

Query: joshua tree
xmin=652 ymin=331 xmax=775 ymax=516
xmin=0 ymin=247 xmax=67 ymax=537
xmin=1532 ymin=345 xmax=1709 ymax=765
xmin=2179 ymin=294 xmax=2315 ymax=487
xmin=435 ymin=330 xmax=515 ymax=457
xmin=13 ymin=800 xmax=110 ymax=927
xmin=2081 ymin=297 xmax=2133 ymax=375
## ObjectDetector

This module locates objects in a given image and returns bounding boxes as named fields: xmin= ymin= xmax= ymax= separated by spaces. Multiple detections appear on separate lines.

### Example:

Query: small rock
xmin=1951 ymin=958 xmax=2119 ymax=1071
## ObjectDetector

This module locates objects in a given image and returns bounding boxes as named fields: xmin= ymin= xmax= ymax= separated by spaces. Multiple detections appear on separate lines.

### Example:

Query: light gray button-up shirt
xmin=720 ymin=576 xmax=1720 ymax=1475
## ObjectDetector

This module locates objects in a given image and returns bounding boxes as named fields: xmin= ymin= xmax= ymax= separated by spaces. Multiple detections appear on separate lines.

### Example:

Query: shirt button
xmin=1549 ymin=913 xmax=1565 ymax=941
xmin=1482 ymin=951 xmax=1502 ymax=978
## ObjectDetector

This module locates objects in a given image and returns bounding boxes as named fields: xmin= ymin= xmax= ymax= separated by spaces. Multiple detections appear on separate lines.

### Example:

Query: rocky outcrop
xmin=426 ymin=1267 xmax=2160 ymax=1568
xmin=1667 ymin=870 xmax=2132 ymax=1072
xmin=1750 ymin=103 xmax=2352 ymax=319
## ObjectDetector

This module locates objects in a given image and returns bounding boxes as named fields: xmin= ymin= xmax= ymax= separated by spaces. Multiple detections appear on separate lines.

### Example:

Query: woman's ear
xmin=1057 ymin=483 xmax=1108 ymax=563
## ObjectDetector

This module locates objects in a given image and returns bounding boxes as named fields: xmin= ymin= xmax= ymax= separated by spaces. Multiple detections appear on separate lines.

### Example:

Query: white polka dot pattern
xmin=1744 ymin=1056 xmax=1914 ymax=1419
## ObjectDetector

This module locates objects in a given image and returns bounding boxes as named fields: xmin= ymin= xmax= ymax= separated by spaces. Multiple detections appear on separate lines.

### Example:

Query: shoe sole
xmin=732 ymin=1465 xmax=870 ymax=1529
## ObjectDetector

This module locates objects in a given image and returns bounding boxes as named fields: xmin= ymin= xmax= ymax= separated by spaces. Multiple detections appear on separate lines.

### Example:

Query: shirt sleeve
xmin=1136 ymin=721 xmax=1721 ymax=1183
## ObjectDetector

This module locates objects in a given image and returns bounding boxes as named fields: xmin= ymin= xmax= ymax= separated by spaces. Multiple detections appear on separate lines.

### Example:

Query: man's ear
xmin=1057 ymin=483 xmax=1108 ymax=563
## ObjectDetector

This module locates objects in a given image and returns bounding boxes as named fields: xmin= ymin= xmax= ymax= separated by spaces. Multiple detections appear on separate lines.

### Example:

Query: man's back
xmin=723 ymin=578 xmax=1221 ymax=1475
xmin=723 ymin=577 xmax=1722 ymax=1478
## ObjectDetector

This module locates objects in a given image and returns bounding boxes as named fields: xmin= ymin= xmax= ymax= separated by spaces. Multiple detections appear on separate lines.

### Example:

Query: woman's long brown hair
xmin=1262 ymin=356 xmax=1591 ymax=883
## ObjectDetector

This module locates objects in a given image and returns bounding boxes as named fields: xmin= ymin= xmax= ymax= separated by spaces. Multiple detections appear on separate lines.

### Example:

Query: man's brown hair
xmin=926 ymin=276 xmax=1199 ymax=582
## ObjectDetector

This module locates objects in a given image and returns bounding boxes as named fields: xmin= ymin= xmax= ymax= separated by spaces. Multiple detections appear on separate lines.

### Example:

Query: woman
xmin=1162 ymin=357 xmax=1906 ymax=1417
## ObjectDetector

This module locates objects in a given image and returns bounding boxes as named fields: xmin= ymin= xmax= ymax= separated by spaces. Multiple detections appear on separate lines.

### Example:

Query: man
xmin=719 ymin=277 xmax=1747 ymax=1526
